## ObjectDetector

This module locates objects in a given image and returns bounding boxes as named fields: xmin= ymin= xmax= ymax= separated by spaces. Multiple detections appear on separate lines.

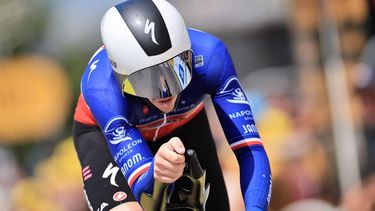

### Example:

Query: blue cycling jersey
xmin=78 ymin=28 xmax=272 ymax=210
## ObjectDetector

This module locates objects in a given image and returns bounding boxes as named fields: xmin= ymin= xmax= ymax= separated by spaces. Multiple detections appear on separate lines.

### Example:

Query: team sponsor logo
xmin=87 ymin=59 xmax=99 ymax=82
xmin=113 ymin=191 xmax=127 ymax=202
xmin=104 ymin=116 xmax=132 ymax=145
xmin=102 ymin=163 xmax=120 ymax=187
xmin=218 ymin=77 xmax=250 ymax=106
xmin=88 ymin=45 xmax=104 ymax=63
xmin=173 ymin=103 xmax=196 ymax=113
xmin=108 ymin=126 xmax=132 ymax=145
xmin=116 ymin=1 xmax=171 ymax=56
xmin=90 ymin=60 xmax=99 ymax=71
xmin=139 ymin=114 xmax=158 ymax=124
xmin=98 ymin=203 xmax=109 ymax=211
xmin=242 ymin=124 xmax=258 ymax=134
xmin=227 ymin=88 xmax=248 ymax=105
xmin=144 ymin=18 xmax=159 ymax=45
xmin=194 ymin=55 xmax=204 ymax=67
xmin=82 ymin=165 xmax=92 ymax=181
xmin=121 ymin=153 xmax=145 ymax=176
xmin=137 ymin=103 xmax=201 ymax=131
xmin=228 ymin=109 xmax=253 ymax=120
xmin=113 ymin=139 xmax=143 ymax=162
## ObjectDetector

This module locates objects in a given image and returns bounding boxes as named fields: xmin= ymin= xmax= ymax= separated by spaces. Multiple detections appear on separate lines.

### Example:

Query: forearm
xmin=131 ymin=160 xmax=155 ymax=200
xmin=105 ymin=126 xmax=155 ymax=201
xmin=236 ymin=146 xmax=272 ymax=211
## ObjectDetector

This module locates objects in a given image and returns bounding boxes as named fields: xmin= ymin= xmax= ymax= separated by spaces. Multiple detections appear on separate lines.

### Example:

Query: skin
xmin=153 ymin=137 xmax=186 ymax=183
xmin=149 ymin=96 xmax=178 ymax=113
xmin=149 ymin=96 xmax=186 ymax=182
xmin=110 ymin=138 xmax=186 ymax=210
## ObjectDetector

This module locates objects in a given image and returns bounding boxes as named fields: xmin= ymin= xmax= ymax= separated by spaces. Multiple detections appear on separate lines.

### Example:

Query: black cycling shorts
xmin=73 ymin=109 xmax=229 ymax=211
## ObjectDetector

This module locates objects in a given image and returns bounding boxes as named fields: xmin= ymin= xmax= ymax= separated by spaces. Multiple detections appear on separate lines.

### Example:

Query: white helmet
xmin=101 ymin=0 xmax=193 ymax=99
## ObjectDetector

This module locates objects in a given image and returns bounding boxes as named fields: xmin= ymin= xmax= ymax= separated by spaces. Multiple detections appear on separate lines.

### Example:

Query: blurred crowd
xmin=1 ymin=0 xmax=375 ymax=210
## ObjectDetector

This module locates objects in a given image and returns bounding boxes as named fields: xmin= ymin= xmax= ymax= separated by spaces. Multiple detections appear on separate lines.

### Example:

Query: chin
xmin=159 ymin=107 xmax=174 ymax=113
xmin=155 ymin=102 xmax=175 ymax=113
xmin=150 ymin=96 xmax=177 ymax=113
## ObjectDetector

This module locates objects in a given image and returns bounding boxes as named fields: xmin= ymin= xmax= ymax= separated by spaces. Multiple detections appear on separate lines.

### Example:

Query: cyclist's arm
xmin=101 ymin=117 xmax=155 ymax=201
xmin=206 ymin=40 xmax=272 ymax=210
xmin=80 ymin=48 xmax=156 ymax=202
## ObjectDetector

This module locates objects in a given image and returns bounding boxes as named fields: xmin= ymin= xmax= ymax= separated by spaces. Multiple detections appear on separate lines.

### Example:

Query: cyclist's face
xmin=149 ymin=96 xmax=178 ymax=113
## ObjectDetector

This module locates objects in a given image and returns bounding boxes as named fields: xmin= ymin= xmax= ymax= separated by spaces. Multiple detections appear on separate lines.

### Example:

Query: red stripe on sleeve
xmin=74 ymin=94 xmax=97 ymax=126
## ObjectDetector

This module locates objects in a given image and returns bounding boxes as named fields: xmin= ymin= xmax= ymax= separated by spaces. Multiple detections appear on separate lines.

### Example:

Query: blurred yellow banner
xmin=0 ymin=55 xmax=71 ymax=143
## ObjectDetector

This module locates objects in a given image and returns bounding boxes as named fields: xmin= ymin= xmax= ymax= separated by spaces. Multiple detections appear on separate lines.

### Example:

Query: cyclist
xmin=73 ymin=0 xmax=272 ymax=210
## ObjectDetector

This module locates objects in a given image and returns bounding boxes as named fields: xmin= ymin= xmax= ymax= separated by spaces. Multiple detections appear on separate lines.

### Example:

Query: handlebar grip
xmin=185 ymin=149 xmax=204 ymax=179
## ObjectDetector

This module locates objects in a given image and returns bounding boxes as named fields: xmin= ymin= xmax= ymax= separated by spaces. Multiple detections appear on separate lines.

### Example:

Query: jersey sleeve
xmin=101 ymin=117 xmax=155 ymax=201
xmin=205 ymin=40 xmax=272 ymax=210
xmin=80 ymin=47 xmax=155 ymax=201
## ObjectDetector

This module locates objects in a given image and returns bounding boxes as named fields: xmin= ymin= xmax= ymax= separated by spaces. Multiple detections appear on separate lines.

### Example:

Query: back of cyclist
xmin=72 ymin=0 xmax=272 ymax=210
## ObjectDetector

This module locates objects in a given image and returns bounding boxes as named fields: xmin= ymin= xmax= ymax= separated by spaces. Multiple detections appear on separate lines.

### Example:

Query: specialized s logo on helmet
xmin=144 ymin=18 xmax=159 ymax=45
xmin=113 ymin=0 xmax=172 ymax=56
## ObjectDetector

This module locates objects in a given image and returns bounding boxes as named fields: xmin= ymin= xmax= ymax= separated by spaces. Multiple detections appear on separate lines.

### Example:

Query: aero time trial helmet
xmin=101 ymin=0 xmax=193 ymax=99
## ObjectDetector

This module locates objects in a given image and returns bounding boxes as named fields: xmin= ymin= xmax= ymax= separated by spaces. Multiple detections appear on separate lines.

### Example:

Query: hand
xmin=154 ymin=137 xmax=186 ymax=183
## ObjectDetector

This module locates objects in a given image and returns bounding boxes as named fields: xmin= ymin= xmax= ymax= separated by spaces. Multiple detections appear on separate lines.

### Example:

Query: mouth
xmin=149 ymin=96 xmax=177 ymax=113
xmin=152 ymin=97 xmax=174 ymax=103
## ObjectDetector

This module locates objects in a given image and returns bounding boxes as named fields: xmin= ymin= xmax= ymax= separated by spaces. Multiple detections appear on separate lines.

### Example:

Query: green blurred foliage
xmin=0 ymin=0 xmax=95 ymax=174
xmin=0 ymin=0 xmax=48 ymax=55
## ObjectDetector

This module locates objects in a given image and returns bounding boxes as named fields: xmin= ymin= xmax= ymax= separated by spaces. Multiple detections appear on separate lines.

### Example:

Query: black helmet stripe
xmin=115 ymin=0 xmax=172 ymax=56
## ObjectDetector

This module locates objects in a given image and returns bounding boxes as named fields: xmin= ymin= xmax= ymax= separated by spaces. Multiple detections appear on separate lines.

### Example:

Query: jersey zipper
xmin=153 ymin=113 xmax=167 ymax=141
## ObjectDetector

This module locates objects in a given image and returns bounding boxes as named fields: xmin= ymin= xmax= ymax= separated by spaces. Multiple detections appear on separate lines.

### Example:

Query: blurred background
xmin=1 ymin=0 xmax=375 ymax=210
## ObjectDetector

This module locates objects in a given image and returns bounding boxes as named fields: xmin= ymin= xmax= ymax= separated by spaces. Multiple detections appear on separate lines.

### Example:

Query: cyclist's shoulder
xmin=80 ymin=46 xmax=125 ymax=107
xmin=85 ymin=46 xmax=111 ymax=73
xmin=188 ymin=28 xmax=220 ymax=40
xmin=81 ymin=46 xmax=113 ymax=88
xmin=188 ymin=28 xmax=225 ymax=50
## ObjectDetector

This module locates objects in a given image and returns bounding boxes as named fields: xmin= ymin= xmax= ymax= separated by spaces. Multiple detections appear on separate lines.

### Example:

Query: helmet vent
xmin=110 ymin=60 xmax=118 ymax=69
